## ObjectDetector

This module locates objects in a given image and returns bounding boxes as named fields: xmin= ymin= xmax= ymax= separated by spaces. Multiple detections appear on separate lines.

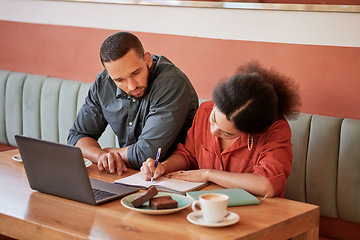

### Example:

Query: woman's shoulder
xmin=260 ymin=117 xmax=291 ymax=139
xmin=273 ymin=117 xmax=291 ymax=128
xmin=196 ymin=100 xmax=214 ymax=116
xmin=199 ymin=100 xmax=214 ymax=110
xmin=188 ymin=100 xmax=213 ymax=125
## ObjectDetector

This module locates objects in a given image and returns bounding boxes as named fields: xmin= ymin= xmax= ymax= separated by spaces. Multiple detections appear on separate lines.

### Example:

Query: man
xmin=67 ymin=32 xmax=198 ymax=175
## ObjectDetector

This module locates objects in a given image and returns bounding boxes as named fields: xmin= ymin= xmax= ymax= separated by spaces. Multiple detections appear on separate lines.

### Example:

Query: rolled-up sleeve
xmin=252 ymin=121 xmax=293 ymax=197
xmin=67 ymin=76 xmax=108 ymax=146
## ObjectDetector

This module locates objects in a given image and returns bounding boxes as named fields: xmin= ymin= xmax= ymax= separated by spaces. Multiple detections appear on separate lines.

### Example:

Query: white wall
xmin=1 ymin=0 xmax=359 ymax=47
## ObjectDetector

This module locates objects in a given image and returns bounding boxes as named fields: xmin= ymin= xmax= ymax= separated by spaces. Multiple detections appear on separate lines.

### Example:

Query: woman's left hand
xmin=166 ymin=169 xmax=210 ymax=182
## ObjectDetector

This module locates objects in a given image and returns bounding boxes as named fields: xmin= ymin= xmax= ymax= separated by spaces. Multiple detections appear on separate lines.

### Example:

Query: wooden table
xmin=0 ymin=149 xmax=319 ymax=240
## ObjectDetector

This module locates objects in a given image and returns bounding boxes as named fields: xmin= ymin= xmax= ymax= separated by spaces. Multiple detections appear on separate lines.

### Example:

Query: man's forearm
xmin=75 ymin=137 xmax=107 ymax=163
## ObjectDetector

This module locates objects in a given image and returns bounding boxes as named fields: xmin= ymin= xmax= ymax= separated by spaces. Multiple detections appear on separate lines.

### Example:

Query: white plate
xmin=12 ymin=154 xmax=92 ymax=168
xmin=187 ymin=211 xmax=240 ymax=227
xmin=121 ymin=192 xmax=191 ymax=215
xmin=12 ymin=154 xmax=22 ymax=162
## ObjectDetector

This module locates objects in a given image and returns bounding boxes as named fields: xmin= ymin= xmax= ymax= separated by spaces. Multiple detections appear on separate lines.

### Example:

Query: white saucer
xmin=12 ymin=154 xmax=92 ymax=168
xmin=12 ymin=154 xmax=22 ymax=162
xmin=187 ymin=211 xmax=240 ymax=227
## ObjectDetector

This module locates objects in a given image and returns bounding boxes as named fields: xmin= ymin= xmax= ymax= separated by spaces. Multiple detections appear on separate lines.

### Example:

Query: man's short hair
xmin=100 ymin=32 xmax=145 ymax=65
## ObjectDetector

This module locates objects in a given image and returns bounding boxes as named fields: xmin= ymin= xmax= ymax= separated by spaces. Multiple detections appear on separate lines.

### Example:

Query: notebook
xmin=114 ymin=172 xmax=209 ymax=195
xmin=186 ymin=188 xmax=260 ymax=206
xmin=15 ymin=135 xmax=138 ymax=205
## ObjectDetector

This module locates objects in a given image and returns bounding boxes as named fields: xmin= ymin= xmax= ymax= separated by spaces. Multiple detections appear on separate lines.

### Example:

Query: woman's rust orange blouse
xmin=173 ymin=101 xmax=293 ymax=197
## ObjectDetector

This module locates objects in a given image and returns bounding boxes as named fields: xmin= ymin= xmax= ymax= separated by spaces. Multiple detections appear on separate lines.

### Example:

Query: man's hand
xmin=97 ymin=152 xmax=127 ymax=175
xmin=75 ymin=137 xmax=129 ymax=175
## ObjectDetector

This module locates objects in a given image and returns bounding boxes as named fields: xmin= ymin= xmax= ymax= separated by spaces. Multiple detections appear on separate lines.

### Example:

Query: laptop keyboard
xmin=93 ymin=188 xmax=117 ymax=201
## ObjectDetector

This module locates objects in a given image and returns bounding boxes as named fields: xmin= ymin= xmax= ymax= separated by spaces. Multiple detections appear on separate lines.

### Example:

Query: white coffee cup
xmin=191 ymin=193 xmax=229 ymax=223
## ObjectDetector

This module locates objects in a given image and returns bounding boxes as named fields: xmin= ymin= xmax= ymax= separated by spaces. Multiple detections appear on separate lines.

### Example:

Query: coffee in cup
xmin=191 ymin=193 xmax=229 ymax=223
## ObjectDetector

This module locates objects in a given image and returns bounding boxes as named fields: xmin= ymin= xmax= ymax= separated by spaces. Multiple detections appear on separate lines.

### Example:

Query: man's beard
xmin=128 ymin=65 xmax=150 ymax=99
xmin=129 ymin=86 xmax=147 ymax=99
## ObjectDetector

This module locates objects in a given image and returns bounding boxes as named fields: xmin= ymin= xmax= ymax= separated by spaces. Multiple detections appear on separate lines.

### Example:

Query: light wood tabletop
xmin=0 ymin=149 xmax=319 ymax=240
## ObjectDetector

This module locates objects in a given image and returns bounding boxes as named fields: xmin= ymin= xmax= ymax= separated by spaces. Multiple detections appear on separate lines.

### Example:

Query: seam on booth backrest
xmin=38 ymin=77 xmax=46 ymax=140
xmin=0 ymin=71 xmax=11 ymax=145
xmin=74 ymin=84 xmax=80 ymax=118
xmin=22 ymin=74 xmax=46 ymax=140
xmin=58 ymin=80 xmax=81 ymax=144
xmin=334 ymin=118 xmax=344 ymax=217
xmin=74 ymin=83 xmax=82 ymax=123
xmin=56 ymin=79 xmax=62 ymax=143
xmin=334 ymin=118 xmax=342 ymax=218
xmin=329 ymin=117 xmax=342 ymax=218
xmin=56 ymin=80 xmax=65 ymax=143
xmin=303 ymin=114 xmax=314 ymax=204
xmin=6 ymin=72 xmax=26 ymax=146
xmin=40 ymin=77 xmax=62 ymax=143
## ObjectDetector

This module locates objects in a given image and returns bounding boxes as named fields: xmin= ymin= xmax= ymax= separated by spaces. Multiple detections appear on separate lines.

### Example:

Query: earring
xmin=247 ymin=134 xmax=253 ymax=151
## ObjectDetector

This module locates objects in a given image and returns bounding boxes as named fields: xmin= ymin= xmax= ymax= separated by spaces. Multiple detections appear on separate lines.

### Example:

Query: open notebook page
xmin=114 ymin=172 xmax=208 ymax=194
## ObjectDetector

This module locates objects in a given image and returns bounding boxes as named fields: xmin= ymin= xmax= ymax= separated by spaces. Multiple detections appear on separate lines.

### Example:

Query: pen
xmin=151 ymin=148 xmax=161 ymax=183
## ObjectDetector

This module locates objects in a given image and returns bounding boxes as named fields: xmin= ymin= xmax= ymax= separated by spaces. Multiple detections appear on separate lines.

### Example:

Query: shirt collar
xmin=116 ymin=88 xmax=132 ymax=100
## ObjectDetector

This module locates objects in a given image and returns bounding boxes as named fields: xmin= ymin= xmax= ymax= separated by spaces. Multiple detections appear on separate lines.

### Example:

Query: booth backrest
xmin=0 ymin=70 xmax=117 ymax=148
xmin=285 ymin=113 xmax=360 ymax=224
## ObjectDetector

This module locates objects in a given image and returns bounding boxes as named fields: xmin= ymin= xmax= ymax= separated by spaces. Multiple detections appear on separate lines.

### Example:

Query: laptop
xmin=15 ymin=135 xmax=138 ymax=205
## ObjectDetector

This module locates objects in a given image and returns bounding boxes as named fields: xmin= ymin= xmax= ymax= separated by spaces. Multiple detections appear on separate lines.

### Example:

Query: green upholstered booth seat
xmin=0 ymin=69 xmax=117 ymax=149
xmin=1 ymin=69 xmax=359 ymax=239
xmin=285 ymin=113 xmax=360 ymax=240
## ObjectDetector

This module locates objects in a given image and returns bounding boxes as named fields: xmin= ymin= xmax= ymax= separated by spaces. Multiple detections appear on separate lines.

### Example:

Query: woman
xmin=140 ymin=61 xmax=300 ymax=197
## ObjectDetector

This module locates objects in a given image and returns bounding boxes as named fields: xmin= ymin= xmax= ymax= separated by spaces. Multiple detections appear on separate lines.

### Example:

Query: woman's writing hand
xmin=140 ymin=158 xmax=166 ymax=181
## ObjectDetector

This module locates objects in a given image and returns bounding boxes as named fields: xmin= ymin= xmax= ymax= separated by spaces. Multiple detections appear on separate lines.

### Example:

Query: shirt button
xmin=129 ymin=122 xmax=133 ymax=126
xmin=132 ymin=99 xmax=136 ymax=102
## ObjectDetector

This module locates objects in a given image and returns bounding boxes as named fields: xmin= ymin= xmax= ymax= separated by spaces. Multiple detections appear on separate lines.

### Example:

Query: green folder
xmin=186 ymin=188 xmax=260 ymax=207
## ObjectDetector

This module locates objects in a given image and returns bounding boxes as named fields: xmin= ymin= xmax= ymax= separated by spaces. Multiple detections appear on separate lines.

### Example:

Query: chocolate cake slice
xmin=131 ymin=186 xmax=158 ymax=208
xmin=149 ymin=195 xmax=178 ymax=210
